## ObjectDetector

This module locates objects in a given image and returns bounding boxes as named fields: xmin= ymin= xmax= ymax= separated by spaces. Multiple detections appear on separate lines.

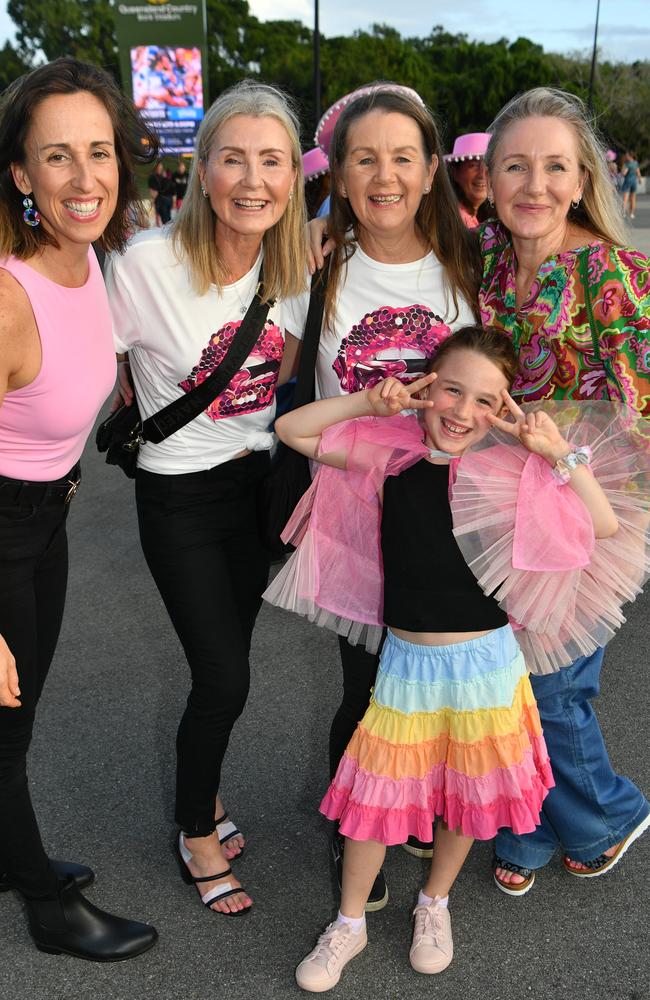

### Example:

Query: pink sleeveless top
xmin=0 ymin=250 xmax=116 ymax=481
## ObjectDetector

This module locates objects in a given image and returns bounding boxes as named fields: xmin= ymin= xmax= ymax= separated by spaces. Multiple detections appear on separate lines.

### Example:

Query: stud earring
xmin=423 ymin=187 xmax=430 ymax=194
xmin=22 ymin=196 xmax=40 ymax=228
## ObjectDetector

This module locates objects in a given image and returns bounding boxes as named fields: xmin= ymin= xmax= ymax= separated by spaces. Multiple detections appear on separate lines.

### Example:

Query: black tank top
xmin=381 ymin=459 xmax=508 ymax=632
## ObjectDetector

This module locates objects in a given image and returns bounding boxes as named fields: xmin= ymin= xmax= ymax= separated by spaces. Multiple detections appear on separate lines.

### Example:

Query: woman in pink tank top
xmin=0 ymin=58 xmax=159 ymax=961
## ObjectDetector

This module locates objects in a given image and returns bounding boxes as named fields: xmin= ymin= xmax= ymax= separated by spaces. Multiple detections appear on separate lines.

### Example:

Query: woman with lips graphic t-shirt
xmin=284 ymin=84 xmax=480 ymax=909
xmin=104 ymin=81 xmax=306 ymax=917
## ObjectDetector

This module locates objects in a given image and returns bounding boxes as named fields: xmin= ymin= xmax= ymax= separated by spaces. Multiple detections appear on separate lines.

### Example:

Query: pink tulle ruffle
xmin=451 ymin=401 xmax=650 ymax=673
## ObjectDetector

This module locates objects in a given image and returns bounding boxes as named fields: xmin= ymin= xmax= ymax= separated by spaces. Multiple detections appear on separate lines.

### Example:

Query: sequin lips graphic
xmin=333 ymin=305 xmax=452 ymax=393
xmin=179 ymin=318 xmax=284 ymax=420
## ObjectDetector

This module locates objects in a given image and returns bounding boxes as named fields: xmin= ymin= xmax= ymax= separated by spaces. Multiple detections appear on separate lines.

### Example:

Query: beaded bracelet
xmin=551 ymin=445 xmax=592 ymax=484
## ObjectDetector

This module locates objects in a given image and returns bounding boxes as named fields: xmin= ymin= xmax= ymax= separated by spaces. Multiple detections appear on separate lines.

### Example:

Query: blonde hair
xmin=485 ymin=87 xmax=627 ymax=246
xmin=324 ymin=86 xmax=481 ymax=330
xmin=172 ymin=79 xmax=306 ymax=300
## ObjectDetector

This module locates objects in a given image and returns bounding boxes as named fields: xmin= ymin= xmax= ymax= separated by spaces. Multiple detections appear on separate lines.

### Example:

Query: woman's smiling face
xmin=200 ymin=114 xmax=296 ymax=247
xmin=423 ymin=349 xmax=509 ymax=455
xmin=11 ymin=90 xmax=119 ymax=251
xmin=488 ymin=116 xmax=585 ymax=244
xmin=339 ymin=109 xmax=437 ymax=246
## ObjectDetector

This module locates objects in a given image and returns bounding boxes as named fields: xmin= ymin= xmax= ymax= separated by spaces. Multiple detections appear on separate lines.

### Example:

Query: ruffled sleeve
xmin=582 ymin=244 xmax=650 ymax=419
xmin=451 ymin=400 xmax=650 ymax=673
xmin=266 ymin=416 xmax=427 ymax=652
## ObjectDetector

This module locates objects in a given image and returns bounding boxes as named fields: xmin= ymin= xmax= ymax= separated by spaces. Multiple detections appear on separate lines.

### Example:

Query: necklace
xmin=229 ymin=277 xmax=249 ymax=316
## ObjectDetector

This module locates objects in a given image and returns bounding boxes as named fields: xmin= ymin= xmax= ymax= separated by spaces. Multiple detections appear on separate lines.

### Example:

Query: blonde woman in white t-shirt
xmin=105 ymin=80 xmax=306 ymax=916
xmin=287 ymin=84 xmax=481 ymax=911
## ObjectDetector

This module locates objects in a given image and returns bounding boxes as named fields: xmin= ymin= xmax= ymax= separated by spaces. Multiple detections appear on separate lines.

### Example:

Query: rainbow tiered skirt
xmin=320 ymin=626 xmax=554 ymax=843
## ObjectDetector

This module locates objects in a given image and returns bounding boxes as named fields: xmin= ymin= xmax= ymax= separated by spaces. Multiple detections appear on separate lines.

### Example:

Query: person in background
xmin=303 ymin=146 xmax=330 ymax=220
xmin=172 ymin=156 xmax=189 ymax=212
xmin=445 ymin=132 xmax=491 ymax=229
xmin=148 ymin=160 xmax=174 ymax=226
xmin=479 ymin=86 xmax=649 ymax=895
xmin=0 ymin=57 xmax=158 ymax=962
xmin=620 ymin=151 xmax=642 ymax=219
xmin=605 ymin=149 xmax=619 ymax=189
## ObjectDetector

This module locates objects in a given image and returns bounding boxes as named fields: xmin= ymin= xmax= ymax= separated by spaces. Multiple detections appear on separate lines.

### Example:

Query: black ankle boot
xmin=24 ymin=879 xmax=158 ymax=962
xmin=0 ymin=860 xmax=94 ymax=894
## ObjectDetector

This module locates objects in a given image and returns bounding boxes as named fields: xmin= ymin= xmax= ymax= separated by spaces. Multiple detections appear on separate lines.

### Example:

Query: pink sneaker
xmin=409 ymin=898 xmax=453 ymax=974
xmin=295 ymin=921 xmax=367 ymax=992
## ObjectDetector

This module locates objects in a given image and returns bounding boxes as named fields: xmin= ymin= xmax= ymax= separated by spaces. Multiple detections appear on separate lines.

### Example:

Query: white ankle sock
xmin=336 ymin=911 xmax=366 ymax=934
xmin=418 ymin=891 xmax=449 ymax=908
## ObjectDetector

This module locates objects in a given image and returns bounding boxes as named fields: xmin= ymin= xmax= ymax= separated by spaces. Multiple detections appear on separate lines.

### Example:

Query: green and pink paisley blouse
xmin=479 ymin=221 xmax=650 ymax=418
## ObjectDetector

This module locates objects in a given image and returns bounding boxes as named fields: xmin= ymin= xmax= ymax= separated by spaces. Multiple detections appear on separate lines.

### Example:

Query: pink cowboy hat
xmin=302 ymin=146 xmax=329 ymax=181
xmin=444 ymin=132 xmax=491 ymax=163
xmin=315 ymin=83 xmax=424 ymax=157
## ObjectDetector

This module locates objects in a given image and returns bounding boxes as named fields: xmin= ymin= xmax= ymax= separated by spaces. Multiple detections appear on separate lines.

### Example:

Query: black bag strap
xmin=290 ymin=266 xmax=328 ymax=410
xmin=141 ymin=262 xmax=274 ymax=444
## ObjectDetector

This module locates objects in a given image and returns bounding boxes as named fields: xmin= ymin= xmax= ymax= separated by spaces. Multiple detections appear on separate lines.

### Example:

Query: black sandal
xmin=492 ymin=855 xmax=536 ymax=897
xmin=176 ymin=833 xmax=251 ymax=916
xmin=215 ymin=811 xmax=244 ymax=858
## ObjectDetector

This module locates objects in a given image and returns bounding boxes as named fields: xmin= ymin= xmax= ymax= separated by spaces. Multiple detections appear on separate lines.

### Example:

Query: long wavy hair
xmin=485 ymin=87 xmax=627 ymax=246
xmin=324 ymin=87 xmax=481 ymax=330
xmin=172 ymin=79 xmax=306 ymax=301
xmin=0 ymin=57 xmax=159 ymax=258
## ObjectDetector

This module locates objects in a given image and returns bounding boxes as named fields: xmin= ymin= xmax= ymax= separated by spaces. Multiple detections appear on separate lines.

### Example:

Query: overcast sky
xmin=1 ymin=0 xmax=648 ymax=63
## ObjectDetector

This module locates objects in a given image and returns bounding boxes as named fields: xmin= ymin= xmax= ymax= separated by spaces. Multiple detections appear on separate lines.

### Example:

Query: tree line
xmin=1 ymin=0 xmax=648 ymax=163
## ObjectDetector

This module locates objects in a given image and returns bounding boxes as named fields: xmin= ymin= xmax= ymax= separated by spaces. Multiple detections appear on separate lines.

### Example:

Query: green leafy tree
xmin=7 ymin=0 xmax=119 ymax=78
xmin=0 ymin=1 xmax=647 ymax=162
xmin=0 ymin=40 xmax=31 ymax=91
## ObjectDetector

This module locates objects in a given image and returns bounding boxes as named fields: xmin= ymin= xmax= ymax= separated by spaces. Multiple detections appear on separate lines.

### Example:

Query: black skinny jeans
xmin=0 ymin=483 xmax=71 ymax=899
xmin=328 ymin=636 xmax=382 ymax=780
xmin=135 ymin=450 xmax=270 ymax=837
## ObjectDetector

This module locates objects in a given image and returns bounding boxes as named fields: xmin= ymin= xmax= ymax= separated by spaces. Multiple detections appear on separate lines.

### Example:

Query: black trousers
xmin=0 ymin=482 xmax=71 ymax=898
xmin=328 ymin=635 xmax=382 ymax=780
xmin=135 ymin=451 xmax=270 ymax=837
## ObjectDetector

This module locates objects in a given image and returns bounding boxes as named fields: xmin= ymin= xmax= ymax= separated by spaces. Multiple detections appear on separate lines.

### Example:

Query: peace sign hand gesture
xmin=487 ymin=390 xmax=572 ymax=465
xmin=366 ymin=374 xmax=437 ymax=418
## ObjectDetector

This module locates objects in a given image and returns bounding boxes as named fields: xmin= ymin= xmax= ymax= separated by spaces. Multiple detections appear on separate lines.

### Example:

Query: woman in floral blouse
xmin=480 ymin=87 xmax=649 ymax=895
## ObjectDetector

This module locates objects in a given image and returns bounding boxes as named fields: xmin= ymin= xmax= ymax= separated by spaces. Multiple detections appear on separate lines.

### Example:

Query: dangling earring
xmin=201 ymin=186 xmax=209 ymax=198
xmin=571 ymin=198 xmax=581 ymax=210
xmin=22 ymin=196 xmax=40 ymax=228
xmin=487 ymin=196 xmax=495 ymax=207
xmin=289 ymin=191 xmax=293 ymax=200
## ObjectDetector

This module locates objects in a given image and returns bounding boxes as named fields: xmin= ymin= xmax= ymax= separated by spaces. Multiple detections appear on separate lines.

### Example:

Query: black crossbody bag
xmin=259 ymin=267 xmax=327 ymax=556
xmin=96 ymin=266 xmax=274 ymax=478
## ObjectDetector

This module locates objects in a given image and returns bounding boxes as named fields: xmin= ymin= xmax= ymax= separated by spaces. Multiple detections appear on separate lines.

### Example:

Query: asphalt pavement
xmin=0 ymin=203 xmax=648 ymax=1000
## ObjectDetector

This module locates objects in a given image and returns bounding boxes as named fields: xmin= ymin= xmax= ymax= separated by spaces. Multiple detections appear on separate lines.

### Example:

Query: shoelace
xmin=312 ymin=925 xmax=349 ymax=961
xmin=414 ymin=905 xmax=445 ymax=946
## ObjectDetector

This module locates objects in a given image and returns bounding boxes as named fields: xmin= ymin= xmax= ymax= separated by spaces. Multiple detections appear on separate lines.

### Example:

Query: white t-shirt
xmin=105 ymin=230 xmax=286 ymax=474
xmin=284 ymin=245 xmax=475 ymax=399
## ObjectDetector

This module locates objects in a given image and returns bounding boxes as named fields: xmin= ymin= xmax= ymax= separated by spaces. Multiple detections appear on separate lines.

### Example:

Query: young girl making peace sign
xmin=266 ymin=326 xmax=638 ymax=991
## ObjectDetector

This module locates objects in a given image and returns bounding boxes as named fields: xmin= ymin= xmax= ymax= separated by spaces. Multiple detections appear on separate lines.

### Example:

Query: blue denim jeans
xmin=495 ymin=648 xmax=650 ymax=868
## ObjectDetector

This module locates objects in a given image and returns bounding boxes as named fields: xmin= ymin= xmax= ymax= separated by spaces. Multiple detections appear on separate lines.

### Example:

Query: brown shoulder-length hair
xmin=0 ymin=57 xmax=159 ymax=259
xmin=324 ymin=86 xmax=481 ymax=329
xmin=426 ymin=324 xmax=519 ymax=387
